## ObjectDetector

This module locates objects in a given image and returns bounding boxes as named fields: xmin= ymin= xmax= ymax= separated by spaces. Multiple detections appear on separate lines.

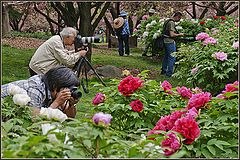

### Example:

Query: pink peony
xmin=216 ymin=93 xmax=226 ymax=99
xmin=176 ymin=86 xmax=192 ymax=99
xmin=187 ymin=92 xmax=211 ymax=110
xmin=224 ymin=81 xmax=239 ymax=92
xmin=130 ymin=99 xmax=144 ymax=112
xmin=195 ymin=32 xmax=209 ymax=41
xmin=92 ymin=93 xmax=106 ymax=105
xmin=118 ymin=76 xmax=143 ymax=96
xmin=172 ymin=116 xmax=200 ymax=144
xmin=92 ymin=112 xmax=112 ymax=126
xmin=136 ymin=24 xmax=141 ymax=29
xmin=161 ymin=80 xmax=172 ymax=93
xmin=161 ymin=132 xmax=181 ymax=156
xmin=185 ymin=107 xmax=198 ymax=119
xmin=203 ymin=37 xmax=217 ymax=45
xmin=212 ymin=52 xmax=228 ymax=61
xmin=133 ymin=28 xmax=138 ymax=32
xmin=232 ymin=41 xmax=239 ymax=49
xmin=142 ymin=14 xmax=149 ymax=20
xmin=191 ymin=67 xmax=199 ymax=74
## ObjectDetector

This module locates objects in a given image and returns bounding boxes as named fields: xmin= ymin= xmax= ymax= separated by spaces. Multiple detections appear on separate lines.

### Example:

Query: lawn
xmin=1 ymin=43 xmax=187 ymax=119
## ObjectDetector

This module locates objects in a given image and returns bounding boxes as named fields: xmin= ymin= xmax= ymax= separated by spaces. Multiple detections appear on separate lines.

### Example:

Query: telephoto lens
xmin=69 ymin=86 xmax=82 ymax=99
xmin=81 ymin=36 xmax=100 ymax=43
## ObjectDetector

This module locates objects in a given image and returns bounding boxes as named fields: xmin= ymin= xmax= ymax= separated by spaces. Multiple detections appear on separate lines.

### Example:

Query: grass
xmin=2 ymin=43 xmax=184 ymax=119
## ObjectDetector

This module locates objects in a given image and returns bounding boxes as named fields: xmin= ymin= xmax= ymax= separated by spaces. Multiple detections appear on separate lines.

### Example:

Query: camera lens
xmin=69 ymin=86 xmax=82 ymax=99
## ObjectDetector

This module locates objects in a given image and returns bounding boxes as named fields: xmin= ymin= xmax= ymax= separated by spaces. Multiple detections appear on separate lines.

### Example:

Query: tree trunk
xmin=2 ymin=4 xmax=11 ymax=37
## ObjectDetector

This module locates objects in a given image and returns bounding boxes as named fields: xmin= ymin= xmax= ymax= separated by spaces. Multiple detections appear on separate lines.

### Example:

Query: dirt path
xmin=2 ymin=37 xmax=45 ymax=49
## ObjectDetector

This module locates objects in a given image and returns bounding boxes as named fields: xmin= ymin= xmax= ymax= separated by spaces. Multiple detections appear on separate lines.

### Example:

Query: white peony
xmin=8 ymin=84 xmax=27 ymax=95
xmin=153 ymin=32 xmax=160 ymax=39
xmin=150 ymin=20 xmax=157 ymax=26
xmin=176 ymin=26 xmax=183 ymax=30
xmin=146 ymin=23 xmax=152 ymax=30
xmin=13 ymin=94 xmax=31 ymax=106
xmin=143 ymin=31 xmax=149 ymax=39
xmin=40 ymin=107 xmax=68 ymax=122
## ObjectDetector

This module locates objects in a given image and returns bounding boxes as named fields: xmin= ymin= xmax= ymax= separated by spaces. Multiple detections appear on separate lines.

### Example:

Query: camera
xmin=69 ymin=86 xmax=82 ymax=99
xmin=74 ymin=34 xmax=100 ymax=51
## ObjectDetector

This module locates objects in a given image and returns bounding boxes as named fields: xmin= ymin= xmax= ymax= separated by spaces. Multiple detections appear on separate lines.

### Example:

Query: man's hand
xmin=50 ymin=88 xmax=71 ymax=109
xmin=179 ymin=33 xmax=185 ymax=37
xmin=79 ymin=50 xmax=87 ymax=57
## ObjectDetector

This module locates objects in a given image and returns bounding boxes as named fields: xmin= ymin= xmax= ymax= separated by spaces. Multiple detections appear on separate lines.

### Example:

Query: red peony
xmin=118 ymin=76 xmax=143 ymax=96
xmin=129 ymin=99 xmax=143 ymax=112
xmin=221 ymin=16 xmax=226 ymax=20
xmin=161 ymin=132 xmax=181 ymax=156
xmin=172 ymin=116 xmax=200 ymax=144
xmin=199 ymin=21 xmax=205 ymax=25
xmin=213 ymin=15 xmax=219 ymax=19
xmin=187 ymin=92 xmax=211 ymax=110
xmin=176 ymin=86 xmax=192 ymax=99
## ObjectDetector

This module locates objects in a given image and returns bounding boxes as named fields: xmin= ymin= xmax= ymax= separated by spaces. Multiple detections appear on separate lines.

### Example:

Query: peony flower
xmin=150 ymin=20 xmax=157 ymax=26
xmin=228 ymin=28 xmax=233 ymax=31
xmin=185 ymin=107 xmax=198 ymax=119
xmin=146 ymin=23 xmax=152 ymax=30
xmin=142 ymin=14 xmax=149 ymax=20
xmin=213 ymin=16 xmax=219 ymax=19
xmin=133 ymin=28 xmax=137 ymax=33
xmin=191 ymin=67 xmax=199 ymax=74
xmin=176 ymin=26 xmax=183 ymax=30
xmin=122 ymin=69 xmax=131 ymax=76
xmin=203 ymin=37 xmax=217 ymax=45
xmin=161 ymin=132 xmax=181 ymax=156
xmin=176 ymin=86 xmax=192 ymax=99
xmin=232 ymin=41 xmax=239 ymax=49
xmin=40 ymin=107 xmax=68 ymax=123
xmin=130 ymin=99 xmax=144 ymax=112
xmin=92 ymin=112 xmax=112 ymax=126
xmin=161 ymin=80 xmax=172 ymax=93
xmin=7 ymin=84 xmax=27 ymax=95
xmin=143 ymin=31 xmax=149 ymax=39
xmin=172 ymin=116 xmax=200 ymax=144
xmin=92 ymin=93 xmax=106 ymax=105
xmin=13 ymin=94 xmax=31 ymax=106
xmin=153 ymin=115 xmax=173 ymax=131
xmin=153 ymin=32 xmax=160 ymax=39
xmin=187 ymin=92 xmax=211 ymax=110
xmin=221 ymin=16 xmax=226 ymax=20
xmin=195 ymin=32 xmax=209 ymax=41
xmin=212 ymin=52 xmax=228 ymax=61
xmin=224 ymin=81 xmax=239 ymax=92
xmin=136 ymin=24 xmax=141 ymax=29
xmin=199 ymin=21 xmax=205 ymax=25
xmin=118 ymin=75 xmax=143 ymax=96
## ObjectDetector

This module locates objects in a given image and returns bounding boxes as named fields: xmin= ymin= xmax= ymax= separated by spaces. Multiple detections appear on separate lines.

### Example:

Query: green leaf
xmin=2 ymin=121 xmax=14 ymax=133
xmin=207 ymin=145 xmax=216 ymax=156
xmin=83 ymin=140 xmax=92 ymax=148
xmin=202 ymin=148 xmax=212 ymax=158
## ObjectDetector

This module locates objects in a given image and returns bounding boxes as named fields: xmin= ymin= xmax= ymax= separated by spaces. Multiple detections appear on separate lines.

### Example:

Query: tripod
xmin=72 ymin=47 xmax=106 ymax=93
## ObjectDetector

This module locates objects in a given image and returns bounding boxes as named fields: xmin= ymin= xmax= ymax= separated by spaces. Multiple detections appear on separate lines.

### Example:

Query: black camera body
xmin=69 ymin=86 xmax=82 ymax=99
xmin=74 ymin=34 xmax=100 ymax=51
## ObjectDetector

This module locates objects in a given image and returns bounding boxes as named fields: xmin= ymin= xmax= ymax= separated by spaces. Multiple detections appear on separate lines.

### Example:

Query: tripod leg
xmin=83 ymin=57 xmax=106 ymax=87
xmin=75 ymin=57 xmax=85 ymax=78
xmin=80 ymin=63 xmax=89 ymax=93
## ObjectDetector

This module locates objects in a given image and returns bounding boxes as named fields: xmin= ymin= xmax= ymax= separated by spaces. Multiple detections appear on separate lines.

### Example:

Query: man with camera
xmin=161 ymin=11 xmax=185 ymax=77
xmin=29 ymin=27 xmax=87 ymax=76
xmin=1 ymin=66 xmax=82 ymax=118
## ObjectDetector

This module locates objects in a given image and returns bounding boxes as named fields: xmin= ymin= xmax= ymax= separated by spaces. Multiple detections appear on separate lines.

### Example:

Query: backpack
xmin=152 ymin=19 xmax=175 ymax=52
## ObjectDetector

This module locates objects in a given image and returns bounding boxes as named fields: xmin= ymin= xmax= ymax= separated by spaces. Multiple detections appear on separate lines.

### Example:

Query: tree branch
xmin=92 ymin=2 xmax=111 ymax=32
xmin=50 ymin=2 xmax=64 ymax=20
xmin=184 ymin=9 xmax=193 ymax=18
xmin=226 ymin=5 xmax=238 ymax=15
xmin=91 ymin=3 xmax=101 ymax=21
xmin=224 ymin=2 xmax=235 ymax=10
xmin=34 ymin=3 xmax=64 ymax=28
xmin=199 ymin=7 xmax=208 ymax=19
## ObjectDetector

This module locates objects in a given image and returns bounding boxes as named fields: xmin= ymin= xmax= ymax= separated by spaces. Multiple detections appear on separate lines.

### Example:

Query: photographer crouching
xmin=1 ymin=66 xmax=82 ymax=118
xmin=29 ymin=27 xmax=87 ymax=76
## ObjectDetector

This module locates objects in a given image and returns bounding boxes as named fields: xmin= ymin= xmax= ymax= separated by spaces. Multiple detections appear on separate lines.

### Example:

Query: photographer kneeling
xmin=29 ymin=27 xmax=87 ymax=76
xmin=1 ymin=66 xmax=82 ymax=118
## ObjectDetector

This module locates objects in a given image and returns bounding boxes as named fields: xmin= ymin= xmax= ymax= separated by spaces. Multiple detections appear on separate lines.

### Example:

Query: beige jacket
xmin=29 ymin=35 xmax=80 ymax=74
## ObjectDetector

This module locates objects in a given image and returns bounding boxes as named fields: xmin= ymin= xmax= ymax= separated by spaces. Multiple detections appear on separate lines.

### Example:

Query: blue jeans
xmin=117 ymin=34 xmax=129 ymax=56
xmin=161 ymin=42 xmax=176 ymax=77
